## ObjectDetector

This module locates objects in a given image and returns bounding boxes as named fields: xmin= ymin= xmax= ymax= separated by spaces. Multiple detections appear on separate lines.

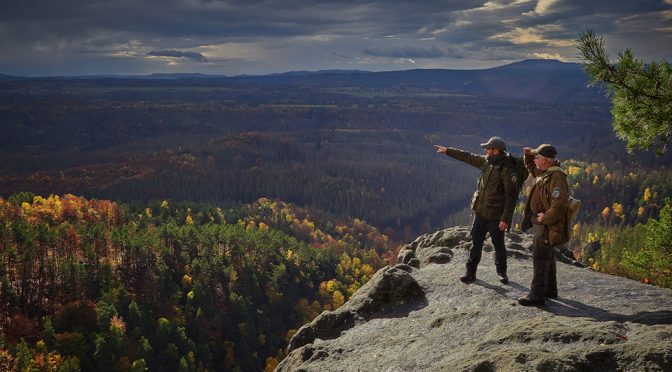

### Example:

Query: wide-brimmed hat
xmin=530 ymin=144 xmax=557 ymax=158
xmin=479 ymin=136 xmax=506 ymax=151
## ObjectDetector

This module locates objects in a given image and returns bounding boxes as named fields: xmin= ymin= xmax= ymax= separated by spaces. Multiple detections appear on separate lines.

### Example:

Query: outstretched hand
xmin=434 ymin=145 xmax=447 ymax=154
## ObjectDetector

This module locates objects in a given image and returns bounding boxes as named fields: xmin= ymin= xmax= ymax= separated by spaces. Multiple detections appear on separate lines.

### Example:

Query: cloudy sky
xmin=2 ymin=0 xmax=671 ymax=76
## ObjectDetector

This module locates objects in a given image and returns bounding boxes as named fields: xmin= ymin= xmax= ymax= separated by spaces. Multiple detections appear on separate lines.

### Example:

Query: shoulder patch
xmin=511 ymin=174 xmax=517 ymax=184
xmin=552 ymin=186 xmax=561 ymax=198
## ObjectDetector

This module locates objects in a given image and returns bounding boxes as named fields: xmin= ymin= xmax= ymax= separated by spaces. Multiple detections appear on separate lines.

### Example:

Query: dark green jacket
xmin=445 ymin=147 xmax=520 ymax=224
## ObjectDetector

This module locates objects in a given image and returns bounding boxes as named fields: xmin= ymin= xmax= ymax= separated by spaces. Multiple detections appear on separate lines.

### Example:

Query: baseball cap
xmin=479 ymin=136 xmax=506 ymax=151
xmin=530 ymin=144 xmax=557 ymax=158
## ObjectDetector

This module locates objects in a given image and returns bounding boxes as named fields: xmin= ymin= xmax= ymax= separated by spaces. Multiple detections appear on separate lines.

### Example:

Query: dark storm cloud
xmin=148 ymin=50 xmax=208 ymax=62
xmin=0 ymin=0 xmax=670 ymax=75
xmin=515 ymin=0 xmax=672 ymax=34
xmin=0 ymin=0 xmax=494 ymax=49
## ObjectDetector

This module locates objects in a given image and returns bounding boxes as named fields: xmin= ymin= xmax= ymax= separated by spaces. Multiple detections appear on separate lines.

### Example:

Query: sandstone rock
xmin=278 ymin=226 xmax=672 ymax=371
xmin=397 ymin=226 xmax=470 ymax=268
xmin=286 ymin=264 xmax=425 ymax=354
xmin=555 ymin=244 xmax=585 ymax=267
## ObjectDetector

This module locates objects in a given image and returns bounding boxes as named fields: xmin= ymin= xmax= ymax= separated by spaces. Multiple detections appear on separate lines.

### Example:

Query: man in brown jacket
xmin=518 ymin=144 xmax=570 ymax=306
xmin=435 ymin=137 xmax=521 ymax=284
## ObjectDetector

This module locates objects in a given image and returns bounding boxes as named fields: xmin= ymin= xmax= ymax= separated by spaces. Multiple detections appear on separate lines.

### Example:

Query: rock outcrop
xmin=278 ymin=226 xmax=672 ymax=371
xmin=287 ymin=264 xmax=425 ymax=353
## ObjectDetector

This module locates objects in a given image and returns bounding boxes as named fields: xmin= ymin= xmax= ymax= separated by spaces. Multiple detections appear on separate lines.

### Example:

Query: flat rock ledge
xmin=277 ymin=226 xmax=672 ymax=371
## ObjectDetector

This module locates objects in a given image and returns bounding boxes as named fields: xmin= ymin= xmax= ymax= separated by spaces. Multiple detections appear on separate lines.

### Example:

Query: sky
xmin=1 ymin=0 xmax=671 ymax=76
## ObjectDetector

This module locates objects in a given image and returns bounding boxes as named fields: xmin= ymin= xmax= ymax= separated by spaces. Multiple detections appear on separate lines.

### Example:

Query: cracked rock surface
xmin=278 ymin=227 xmax=672 ymax=371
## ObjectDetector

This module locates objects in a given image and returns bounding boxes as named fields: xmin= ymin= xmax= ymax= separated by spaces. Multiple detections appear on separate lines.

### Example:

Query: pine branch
xmin=577 ymin=30 xmax=664 ymax=101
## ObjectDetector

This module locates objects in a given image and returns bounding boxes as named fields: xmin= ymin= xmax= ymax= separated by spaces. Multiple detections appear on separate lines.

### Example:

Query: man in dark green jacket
xmin=435 ymin=137 xmax=521 ymax=284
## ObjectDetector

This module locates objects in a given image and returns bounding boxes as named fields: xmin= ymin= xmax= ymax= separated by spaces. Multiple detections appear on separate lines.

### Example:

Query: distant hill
xmin=226 ymin=59 xmax=600 ymax=102
xmin=268 ymin=69 xmax=370 ymax=77
xmin=0 ymin=73 xmax=23 ymax=81
xmin=0 ymin=59 xmax=602 ymax=102
xmin=468 ymin=59 xmax=595 ymax=102
xmin=143 ymin=72 xmax=226 ymax=79
xmin=491 ymin=58 xmax=580 ymax=71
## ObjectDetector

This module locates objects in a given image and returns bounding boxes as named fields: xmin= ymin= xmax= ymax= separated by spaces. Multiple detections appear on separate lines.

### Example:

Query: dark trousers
xmin=529 ymin=224 xmax=558 ymax=299
xmin=466 ymin=214 xmax=507 ymax=275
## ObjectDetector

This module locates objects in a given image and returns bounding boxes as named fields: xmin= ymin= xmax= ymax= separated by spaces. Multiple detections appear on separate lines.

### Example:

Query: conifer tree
xmin=577 ymin=30 xmax=672 ymax=154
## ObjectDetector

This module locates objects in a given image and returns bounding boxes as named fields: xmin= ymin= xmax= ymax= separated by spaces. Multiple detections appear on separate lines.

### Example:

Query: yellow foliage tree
xmin=181 ymin=274 xmax=192 ymax=287
xmin=332 ymin=290 xmax=345 ymax=309
xmin=601 ymin=207 xmax=611 ymax=218
xmin=325 ymin=279 xmax=337 ymax=293
xmin=246 ymin=220 xmax=256 ymax=231
xmin=361 ymin=264 xmax=375 ymax=278
xmin=264 ymin=357 xmax=280 ymax=372
xmin=567 ymin=166 xmax=581 ymax=176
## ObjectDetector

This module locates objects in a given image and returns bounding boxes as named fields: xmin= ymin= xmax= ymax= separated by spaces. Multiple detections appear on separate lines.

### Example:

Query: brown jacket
xmin=521 ymin=153 xmax=570 ymax=245
xmin=445 ymin=147 xmax=519 ymax=224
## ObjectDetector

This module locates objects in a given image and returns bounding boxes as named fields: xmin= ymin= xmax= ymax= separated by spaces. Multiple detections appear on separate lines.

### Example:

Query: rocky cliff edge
xmin=278 ymin=226 xmax=672 ymax=371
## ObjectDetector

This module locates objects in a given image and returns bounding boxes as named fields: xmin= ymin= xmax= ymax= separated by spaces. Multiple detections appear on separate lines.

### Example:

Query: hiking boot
xmin=497 ymin=272 xmax=509 ymax=284
xmin=460 ymin=266 xmax=476 ymax=284
xmin=517 ymin=295 xmax=545 ymax=306
xmin=460 ymin=274 xmax=476 ymax=284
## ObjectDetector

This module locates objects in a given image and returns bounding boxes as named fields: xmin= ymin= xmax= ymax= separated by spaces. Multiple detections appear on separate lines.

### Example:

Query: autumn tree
xmin=577 ymin=30 xmax=672 ymax=154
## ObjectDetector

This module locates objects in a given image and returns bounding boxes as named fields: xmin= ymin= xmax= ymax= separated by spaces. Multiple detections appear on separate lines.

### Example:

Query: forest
xmin=0 ymin=193 xmax=396 ymax=370
xmin=1 ymin=60 xmax=671 ymax=370
xmin=3 ymin=61 xmax=669 ymax=240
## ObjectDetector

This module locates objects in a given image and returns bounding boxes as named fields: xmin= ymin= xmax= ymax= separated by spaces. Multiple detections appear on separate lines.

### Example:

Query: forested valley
xmin=1 ymin=60 xmax=671 ymax=370
xmin=4 ymin=61 xmax=670 ymax=240
xmin=0 ymin=194 xmax=396 ymax=370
